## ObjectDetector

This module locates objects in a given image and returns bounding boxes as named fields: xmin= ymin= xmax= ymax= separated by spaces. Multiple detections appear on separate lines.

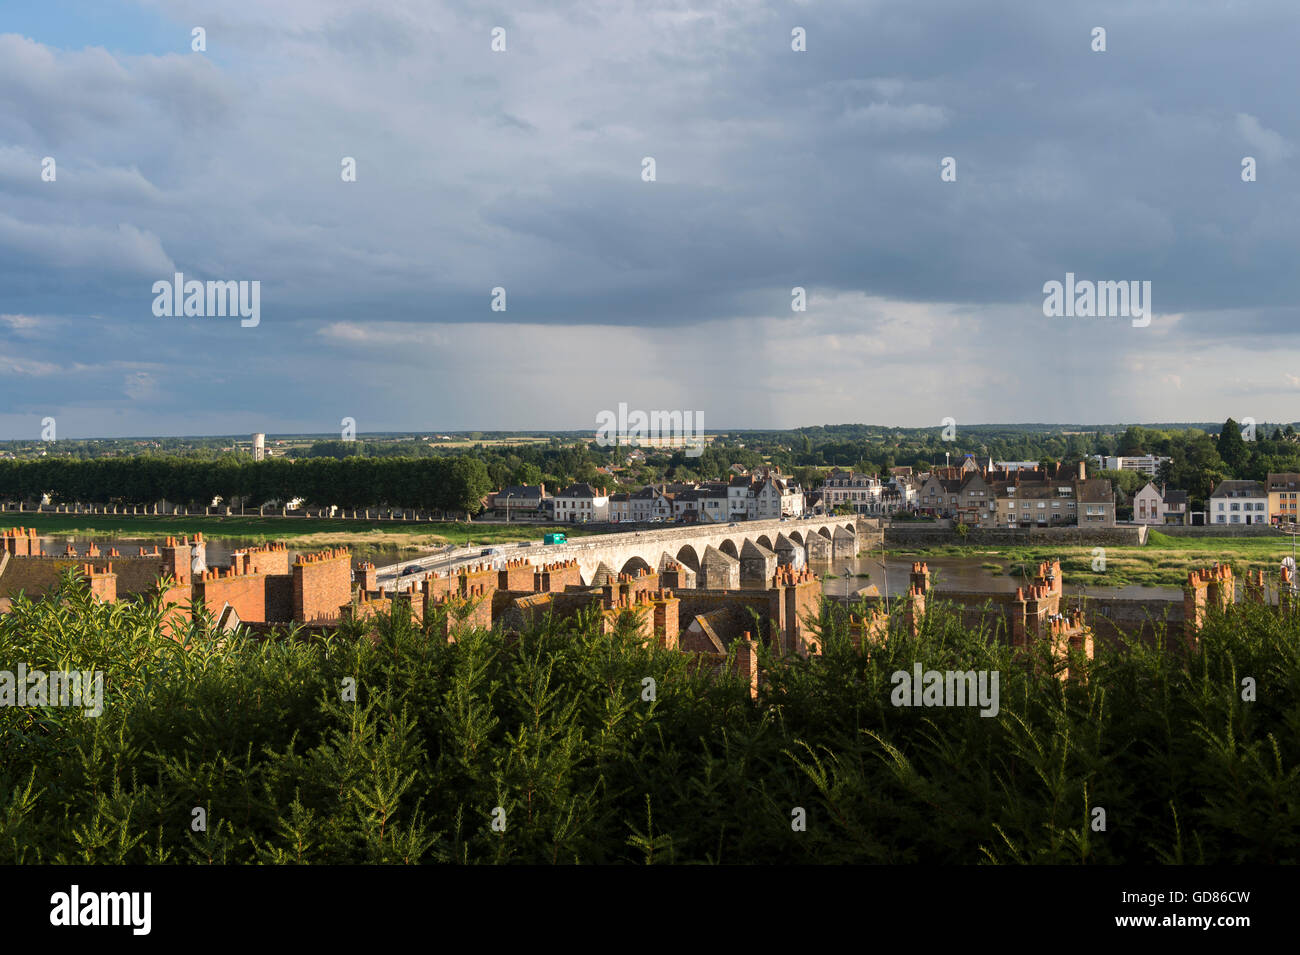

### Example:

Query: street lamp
xmin=505 ymin=493 xmax=515 ymax=523
xmin=881 ymin=533 xmax=890 ymax=616
xmin=1279 ymin=521 xmax=1298 ymax=598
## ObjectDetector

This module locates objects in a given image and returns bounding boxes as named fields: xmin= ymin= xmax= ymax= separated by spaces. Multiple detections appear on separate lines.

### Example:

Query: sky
xmin=1 ymin=0 xmax=1298 ymax=439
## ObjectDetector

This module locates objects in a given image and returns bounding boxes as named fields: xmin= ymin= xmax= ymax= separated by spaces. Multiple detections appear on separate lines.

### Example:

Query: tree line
xmin=0 ymin=456 xmax=491 ymax=515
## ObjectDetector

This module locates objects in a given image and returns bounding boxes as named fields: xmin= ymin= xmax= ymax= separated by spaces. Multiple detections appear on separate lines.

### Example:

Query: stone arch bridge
xmin=381 ymin=516 xmax=878 ymax=590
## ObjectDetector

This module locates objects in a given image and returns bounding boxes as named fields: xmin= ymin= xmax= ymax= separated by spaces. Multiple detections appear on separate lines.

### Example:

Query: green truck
xmin=544 ymin=533 xmax=567 ymax=545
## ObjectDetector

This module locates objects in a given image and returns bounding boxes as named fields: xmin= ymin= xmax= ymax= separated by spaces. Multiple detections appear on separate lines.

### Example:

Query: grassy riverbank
xmin=0 ymin=514 xmax=595 ymax=551
xmin=890 ymin=531 xmax=1296 ymax=588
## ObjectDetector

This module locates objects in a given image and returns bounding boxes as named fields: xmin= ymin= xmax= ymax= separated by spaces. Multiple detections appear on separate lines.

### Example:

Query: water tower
xmin=253 ymin=433 xmax=266 ymax=462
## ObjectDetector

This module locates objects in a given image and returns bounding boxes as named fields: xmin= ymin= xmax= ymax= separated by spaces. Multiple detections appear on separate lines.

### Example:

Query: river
xmin=813 ymin=555 xmax=1183 ymax=601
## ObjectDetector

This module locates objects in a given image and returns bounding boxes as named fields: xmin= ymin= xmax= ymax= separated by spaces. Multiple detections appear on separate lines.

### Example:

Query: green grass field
xmin=892 ymin=531 xmax=1298 ymax=588
xmin=0 ymin=514 xmax=596 ymax=551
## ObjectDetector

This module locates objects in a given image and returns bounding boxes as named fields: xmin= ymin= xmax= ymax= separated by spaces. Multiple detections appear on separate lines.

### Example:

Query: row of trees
xmin=0 ymin=456 xmax=491 ymax=515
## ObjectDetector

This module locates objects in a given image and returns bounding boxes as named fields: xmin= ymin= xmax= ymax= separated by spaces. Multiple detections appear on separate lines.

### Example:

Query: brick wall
xmin=1 ymin=527 xmax=39 ymax=556
xmin=82 ymin=563 xmax=117 ymax=603
xmin=0 ymin=555 xmax=172 ymax=600
xmin=428 ymin=586 xmax=493 ymax=641
xmin=244 ymin=542 xmax=290 ymax=577
xmin=458 ymin=563 xmax=498 ymax=599
xmin=195 ymin=567 xmax=269 ymax=623
xmin=533 ymin=559 xmax=581 ymax=593
xmin=675 ymin=589 xmax=782 ymax=649
xmin=777 ymin=567 xmax=822 ymax=654
xmin=157 ymin=581 xmax=192 ymax=640
xmin=292 ymin=548 xmax=352 ymax=624
xmin=652 ymin=590 xmax=680 ymax=649
xmin=498 ymin=558 xmax=535 ymax=591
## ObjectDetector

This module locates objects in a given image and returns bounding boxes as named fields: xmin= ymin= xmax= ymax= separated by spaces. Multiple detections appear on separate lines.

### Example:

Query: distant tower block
xmin=253 ymin=432 xmax=266 ymax=462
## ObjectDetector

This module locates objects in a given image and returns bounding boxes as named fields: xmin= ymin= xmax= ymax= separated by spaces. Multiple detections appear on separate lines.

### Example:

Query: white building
xmin=728 ymin=476 xmax=757 ymax=519
xmin=1133 ymin=482 xmax=1164 ymax=524
xmin=552 ymin=483 xmax=610 ymax=522
xmin=754 ymin=475 xmax=804 ymax=519
xmin=1093 ymin=455 xmax=1170 ymax=477
xmin=820 ymin=469 xmax=882 ymax=514
xmin=1209 ymin=480 xmax=1268 ymax=525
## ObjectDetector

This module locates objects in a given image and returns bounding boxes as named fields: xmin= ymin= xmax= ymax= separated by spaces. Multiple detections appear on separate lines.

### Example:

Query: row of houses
xmin=1205 ymin=474 xmax=1300 ymax=526
xmin=483 ymin=470 xmax=806 ymax=524
xmin=1130 ymin=474 xmax=1300 ymax=526
xmin=817 ymin=468 xmax=919 ymax=515
xmin=913 ymin=460 xmax=1118 ymax=527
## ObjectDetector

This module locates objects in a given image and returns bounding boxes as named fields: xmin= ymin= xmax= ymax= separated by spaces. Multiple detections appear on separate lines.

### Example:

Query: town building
xmin=484 ymin=484 xmax=549 ymax=520
xmin=552 ymin=484 xmax=610 ymax=523
xmin=1209 ymin=480 xmax=1269 ymax=525
xmin=819 ymin=469 xmax=882 ymax=514
xmin=1266 ymin=472 xmax=1300 ymax=526
xmin=1092 ymin=454 xmax=1170 ymax=477
xmin=1133 ymin=482 xmax=1191 ymax=525
xmin=991 ymin=463 xmax=1115 ymax=527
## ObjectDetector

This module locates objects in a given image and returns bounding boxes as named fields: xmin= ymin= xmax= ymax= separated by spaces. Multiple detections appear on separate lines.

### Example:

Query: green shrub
xmin=1 ymin=569 xmax=1296 ymax=863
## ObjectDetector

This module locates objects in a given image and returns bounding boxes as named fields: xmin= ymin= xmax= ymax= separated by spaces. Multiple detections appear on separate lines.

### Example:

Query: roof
xmin=1266 ymin=473 xmax=1300 ymax=491
xmin=1076 ymin=479 xmax=1115 ymax=504
xmin=1210 ymin=480 xmax=1267 ymax=498
xmin=495 ymin=485 xmax=546 ymax=501
xmin=557 ymin=483 xmax=605 ymax=498
xmin=1163 ymin=489 xmax=1189 ymax=505
xmin=1001 ymin=482 xmax=1058 ymax=500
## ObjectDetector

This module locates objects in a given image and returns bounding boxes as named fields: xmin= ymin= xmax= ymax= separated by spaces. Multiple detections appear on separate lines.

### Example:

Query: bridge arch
xmin=755 ymin=534 xmax=774 ymax=550
xmin=675 ymin=544 xmax=701 ymax=572
xmin=788 ymin=530 xmax=805 ymax=545
xmin=620 ymin=555 xmax=654 ymax=576
xmin=719 ymin=539 xmax=739 ymax=559
xmin=817 ymin=526 xmax=832 ymax=539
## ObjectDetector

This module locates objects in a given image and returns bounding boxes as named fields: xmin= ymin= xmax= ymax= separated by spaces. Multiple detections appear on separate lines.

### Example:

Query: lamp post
xmin=505 ymin=493 xmax=514 ymax=523
xmin=1279 ymin=521 xmax=1298 ymax=597
xmin=881 ymin=532 xmax=890 ymax=616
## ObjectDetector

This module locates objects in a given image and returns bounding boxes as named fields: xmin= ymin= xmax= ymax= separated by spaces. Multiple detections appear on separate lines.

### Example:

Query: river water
xmin=813 ymin=555 xmax=1183 ymax=602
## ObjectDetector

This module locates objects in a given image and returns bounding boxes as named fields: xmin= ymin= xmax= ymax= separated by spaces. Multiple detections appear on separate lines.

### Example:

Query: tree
xmin=514 ymin=463 xmax=543 ymax=487
xmin=1217 ymin=419 xmax=1247 ymax=473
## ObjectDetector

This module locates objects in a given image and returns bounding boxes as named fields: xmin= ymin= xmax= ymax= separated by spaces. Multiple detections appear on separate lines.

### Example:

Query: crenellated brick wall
xmin=292 ymin=548 xmax=352 ymax=624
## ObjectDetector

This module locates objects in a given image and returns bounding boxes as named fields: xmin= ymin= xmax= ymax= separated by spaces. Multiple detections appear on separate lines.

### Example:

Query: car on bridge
xmin=400 ymin=565 xmax=422 ymax=577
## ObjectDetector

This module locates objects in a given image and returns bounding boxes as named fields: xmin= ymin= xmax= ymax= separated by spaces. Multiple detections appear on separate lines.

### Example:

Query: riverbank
xmin=0 ymin=514 xmax=595 ymax=552
xmin=887 ymin=531 xmax=1295 ymax=588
